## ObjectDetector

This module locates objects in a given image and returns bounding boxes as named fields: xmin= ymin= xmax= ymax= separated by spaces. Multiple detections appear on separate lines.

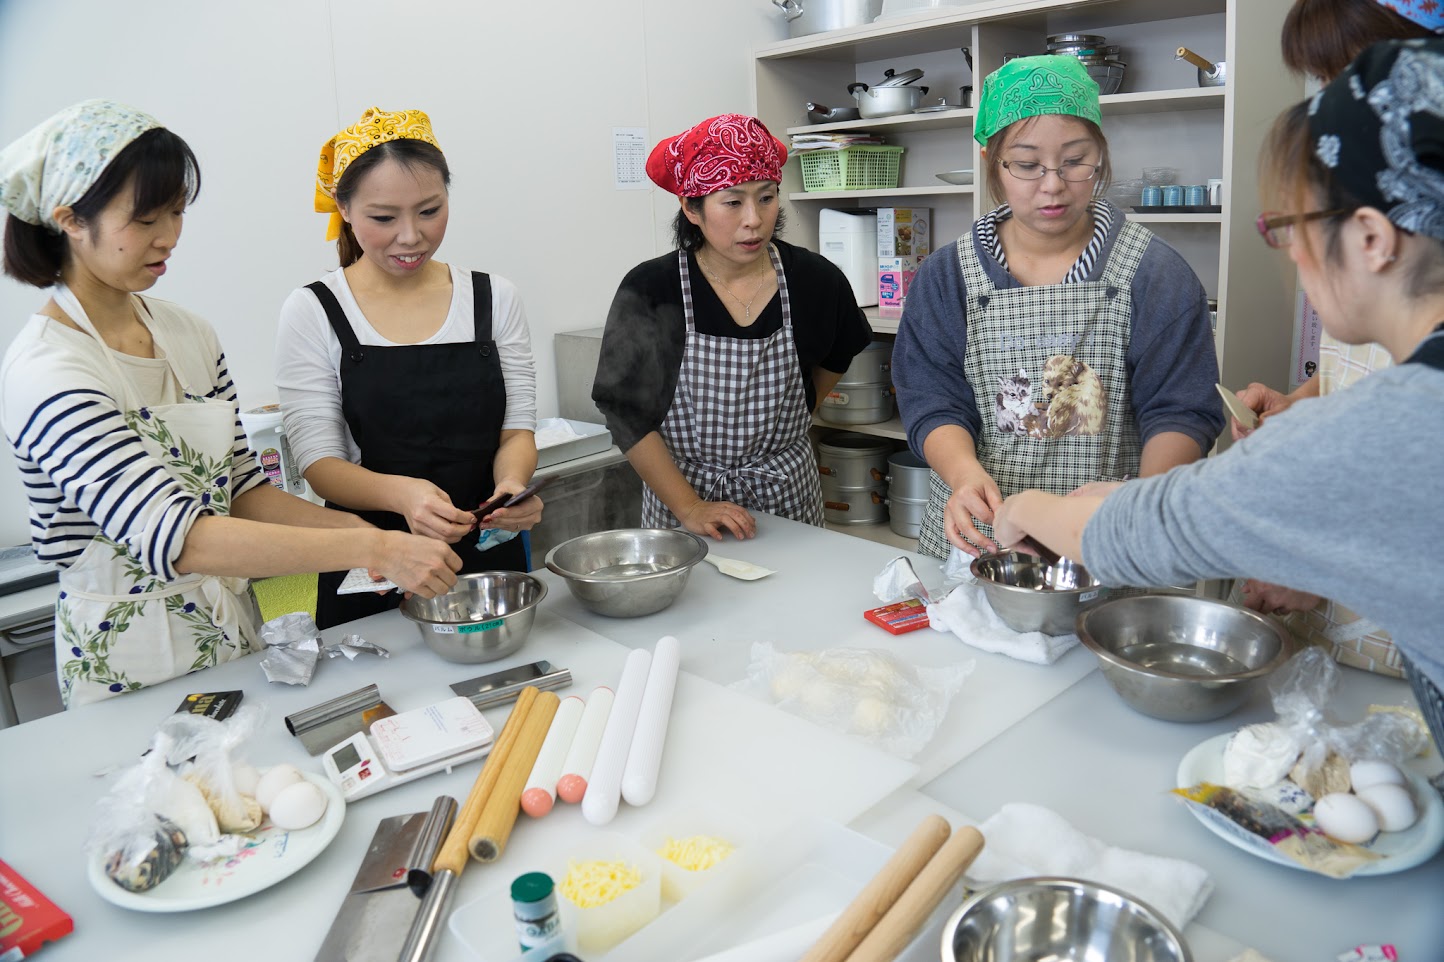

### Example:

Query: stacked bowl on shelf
xmin=1046 ymin=33 xmax=1126 ymax=95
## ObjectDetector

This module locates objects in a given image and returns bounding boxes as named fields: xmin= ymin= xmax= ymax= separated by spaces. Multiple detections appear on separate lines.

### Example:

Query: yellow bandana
xmin=314 ymin=107 xmax=440 ymax=241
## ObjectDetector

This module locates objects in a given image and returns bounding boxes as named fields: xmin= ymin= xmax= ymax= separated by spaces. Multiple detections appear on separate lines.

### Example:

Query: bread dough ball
xmin=851 ymin=696 xmax=893 ymax=735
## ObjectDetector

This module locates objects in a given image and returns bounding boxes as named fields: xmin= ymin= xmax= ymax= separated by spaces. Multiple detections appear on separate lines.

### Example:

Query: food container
xmin=970 ymin=551 xmax=1108 ymax=636
xmin=1075 ymin=594 xmax=1295 ymax=722
xmin=837 ymin=339 xmax=893 ymax=386
xmin=544 ymin=528 xmax=707 ymax=618
xmin=553 ymin=833 xmax=662 ymax=955
xmin=400 ymin=571 xmax=547 ymax=663
xmin=820 ymin=383 xmax=895 ymax=424
xmin=942 ymin=876 xmax=1192 ymax=962
xmin=822 ymin=483 xmax=889 ymax=525
xmin=817 ymin=433 xmax=891 ymax=488
xmin=641 ymin=807 xmax=753 ymax=903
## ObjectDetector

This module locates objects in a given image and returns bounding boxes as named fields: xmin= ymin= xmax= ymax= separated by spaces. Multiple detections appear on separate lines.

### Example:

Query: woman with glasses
xmin=892 ymin=56 xmax=1222 ymax=559
xmin=992 ymin=38 xmax=1444 ymax=753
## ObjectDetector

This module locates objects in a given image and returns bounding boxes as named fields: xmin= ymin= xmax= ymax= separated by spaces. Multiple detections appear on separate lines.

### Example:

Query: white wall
xmin=0 ymin=0 xmax=785 ymax=546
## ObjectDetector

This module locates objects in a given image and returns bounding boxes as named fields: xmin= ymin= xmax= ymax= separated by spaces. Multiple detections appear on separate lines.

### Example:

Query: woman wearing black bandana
xmin=991 ymin=38 xmax=1444 ymax=757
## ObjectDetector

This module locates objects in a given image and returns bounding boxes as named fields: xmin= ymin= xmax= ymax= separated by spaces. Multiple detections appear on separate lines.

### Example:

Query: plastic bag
xmin=159 ymin=704 xmax=268 ymax=833
xmin=733 ymin=642 xmax=972 ymax=758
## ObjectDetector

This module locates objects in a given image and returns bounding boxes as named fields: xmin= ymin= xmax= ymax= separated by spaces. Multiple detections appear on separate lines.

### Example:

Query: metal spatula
xmin=702 ymin=555 xmax=776 ymax=581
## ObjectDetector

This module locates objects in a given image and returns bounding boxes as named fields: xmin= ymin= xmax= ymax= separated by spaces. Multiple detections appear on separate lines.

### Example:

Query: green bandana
xmin=973 ymin=55 xmax=1102 ymax=145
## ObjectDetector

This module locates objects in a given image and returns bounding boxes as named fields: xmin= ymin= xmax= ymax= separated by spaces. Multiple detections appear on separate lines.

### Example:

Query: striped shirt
xmin=976 ymin=200 xmax=1114 ymax=283
xmin=0 ymin=298 xmax=266 ymax=581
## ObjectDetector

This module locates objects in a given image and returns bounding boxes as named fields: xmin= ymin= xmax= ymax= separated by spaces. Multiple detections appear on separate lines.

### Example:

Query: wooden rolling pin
xmin=470 ymin=689 xmax=560 ymax=861
xmin=1176 ymin=46 xmax=1216 ymax=72
xmin=801 ymin=814 xmax=951 ymax=962
xmin=431 ymin=685 xmax=538 ymax=877
xmin=842 ymin=826 xmax=985 ymax=962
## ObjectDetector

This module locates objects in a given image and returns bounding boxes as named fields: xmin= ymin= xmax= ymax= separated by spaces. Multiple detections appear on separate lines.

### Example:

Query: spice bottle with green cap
xmin=511 ymin=871 xmax=562 ymax=951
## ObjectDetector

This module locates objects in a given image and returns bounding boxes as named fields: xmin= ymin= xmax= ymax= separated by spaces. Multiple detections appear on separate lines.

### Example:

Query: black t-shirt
xmin=592 ymin=239 xmax=873 ymax=451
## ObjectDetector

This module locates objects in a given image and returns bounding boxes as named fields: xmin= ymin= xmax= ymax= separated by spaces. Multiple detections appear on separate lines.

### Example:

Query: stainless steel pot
xmin=819 ymin=382 xmax=895 ymax=424
xmin=885 ymin=450 xmax=930 ymax=501
xmin=847 ymin=81 xmax=929 ymax=119
xmin=822 ymin=483 xmax=889 ymax=525
xmin=817 ymin=433 xmax=891 ymax=487
xmin=774 ymin=0 xmax=882 ymax=38
xmin=838 ymin=340 xmax=892 ymax=386
xmin=887 ymin=495 xmax=925 ymax=538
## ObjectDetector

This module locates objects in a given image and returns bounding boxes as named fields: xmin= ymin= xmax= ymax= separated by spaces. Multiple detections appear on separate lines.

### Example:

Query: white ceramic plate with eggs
xmin=1176 ymin=733 xmax=1444 ymax=877
xmin=87 ymin=771 xmax=345 ymax=911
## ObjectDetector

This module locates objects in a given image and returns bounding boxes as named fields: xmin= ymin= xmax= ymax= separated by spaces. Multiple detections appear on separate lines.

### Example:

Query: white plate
xmin=935 ymin=169 xmax=973 ymax=186
xmin=1175 ymin=733 xmax=1444 ymax=877
xmin=88 ymin=772 xmax=346 ymax=911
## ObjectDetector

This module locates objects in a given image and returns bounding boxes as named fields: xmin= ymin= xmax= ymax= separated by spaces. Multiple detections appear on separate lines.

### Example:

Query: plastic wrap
xmin=734 ymin=642 xmax=972 ymax=758
xmin=159 ymin=705 xmax=268 ymax=833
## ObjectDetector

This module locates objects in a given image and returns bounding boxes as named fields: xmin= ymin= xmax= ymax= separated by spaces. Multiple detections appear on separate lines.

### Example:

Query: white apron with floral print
xmin=51 ymin=286 xmax=260 ymax=707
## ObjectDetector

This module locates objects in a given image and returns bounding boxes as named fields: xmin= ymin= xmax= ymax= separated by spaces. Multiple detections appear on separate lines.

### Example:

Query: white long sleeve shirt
xmin=275 ymin=265 xmax=537 ymax=473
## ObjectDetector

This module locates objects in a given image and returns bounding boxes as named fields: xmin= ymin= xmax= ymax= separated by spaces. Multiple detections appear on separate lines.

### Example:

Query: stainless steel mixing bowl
xmin=544 ymin=528 xmax=708 ymax=618
xmin=1075 ymin=594 xmax=1295 ymax=722
xmin=970 ymin=551 xmax=1108 ymax=636
xmin=400 ymin=571 xmax=547 ymax=663
xmin=942 ymin=877 xmax=1193 ymax=962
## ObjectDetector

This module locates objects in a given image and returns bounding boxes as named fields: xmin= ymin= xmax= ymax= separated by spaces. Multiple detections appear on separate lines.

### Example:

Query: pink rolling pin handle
xmin=520 ymin=696 xmax=585 ymax=820
xmin=520 ymin=787 xmax=555 ymax=818
xmin=556 ymin=774 xmax=588 ymax=805
xmin=556 ymin=686 xmax=615 ymax=805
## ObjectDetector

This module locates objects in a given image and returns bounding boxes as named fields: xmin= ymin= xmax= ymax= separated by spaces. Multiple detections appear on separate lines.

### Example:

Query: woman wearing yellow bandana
xmin=891 ymin=56 xmax=1224 ymax=562
xmin=277 ymin=108 xmax=540 ymax=629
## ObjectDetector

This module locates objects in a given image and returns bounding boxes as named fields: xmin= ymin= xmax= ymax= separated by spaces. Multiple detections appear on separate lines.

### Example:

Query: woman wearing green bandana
xmin=892 ymin=55 xmax=1224 ymax=560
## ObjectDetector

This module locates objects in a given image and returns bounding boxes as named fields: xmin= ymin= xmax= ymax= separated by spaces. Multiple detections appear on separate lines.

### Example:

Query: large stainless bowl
xmin=544 ymin=528 xmax=707 ymax=618
xmin=970 ymin=551 xmax=1108 ymax=636
xmin=400 ymin=571 xmax=547 ymax=664
xmin=942 ymin=877 xmax=1193 ymax=962
xmin=1075 ymin=594 xmax=1295 ymax=722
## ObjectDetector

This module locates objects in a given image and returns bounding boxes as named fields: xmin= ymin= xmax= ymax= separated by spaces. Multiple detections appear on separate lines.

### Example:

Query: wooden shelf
xmin=1127 ymin=212 xmax=1223 ymax=224
xmin=1100 ymin=87 xmax=1226 ymax=115
xmin=790 ymin=185 xmax=972 ymax=201
xmin=813 ymin=413 xmax=907 ymax=441
xmin=787 ymin=108 xmax=976 ymax=136
xmin=864 ymin=307 xmax=899 ymax=334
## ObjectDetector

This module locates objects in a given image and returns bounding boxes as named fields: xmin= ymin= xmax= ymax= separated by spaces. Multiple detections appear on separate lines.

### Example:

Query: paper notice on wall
xmin=1290 ymin=288 xmax=1322 ymax=390
xmin=613 ymin=127 xmax=649 ymax=190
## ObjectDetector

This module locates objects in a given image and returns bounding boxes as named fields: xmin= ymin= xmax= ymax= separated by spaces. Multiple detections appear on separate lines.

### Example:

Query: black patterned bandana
xmin=1309 ymin=38 xmax=1444 ymax=241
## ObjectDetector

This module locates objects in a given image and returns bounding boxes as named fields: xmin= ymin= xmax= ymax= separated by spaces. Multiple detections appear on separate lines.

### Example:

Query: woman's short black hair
xmin=670 ymin=192 xmax=787 ymax=251
xmin=2 ymin=127 xmax=201 ymax=288
xmin=333 ymin=138 xmax=451 ymax=268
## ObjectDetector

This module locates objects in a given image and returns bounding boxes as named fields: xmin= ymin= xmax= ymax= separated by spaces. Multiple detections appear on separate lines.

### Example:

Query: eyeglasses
xmin=1256 ymin=209 xmax=1347 ymax=248
xmin=999 ymin=160 xmax=1101 ymax=183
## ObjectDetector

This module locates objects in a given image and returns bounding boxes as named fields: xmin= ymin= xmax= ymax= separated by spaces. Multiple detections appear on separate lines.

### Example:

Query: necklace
xmin=697 ymin=251 xmax=773 ymax=321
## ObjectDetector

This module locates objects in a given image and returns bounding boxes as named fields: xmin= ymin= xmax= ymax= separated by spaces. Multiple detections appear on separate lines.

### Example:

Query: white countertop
xmin=0 ymin=513 xmax=1437 ymax=962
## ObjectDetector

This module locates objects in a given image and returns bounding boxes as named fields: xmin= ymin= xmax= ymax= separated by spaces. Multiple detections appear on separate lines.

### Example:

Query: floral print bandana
xmin=646 ymin=114 xmax=787 ymax=197
xmin=1309 ymin=38 xmax=1444 ymax=241
xmin=974 ymin=55 xmax=1102 ymax=146
xmin=314 ymin=106 xmax=441 ymax=241
xmin=0 ymin=100 xmax=160 ymax=231
xmin=1376 ymin=0 xmax=1444 ymax=33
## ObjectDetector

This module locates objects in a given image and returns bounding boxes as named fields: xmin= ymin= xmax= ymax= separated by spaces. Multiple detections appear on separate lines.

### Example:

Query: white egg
xmin=255 ymin=764 xmax=305 ymax=813
xmin=231 ymin=762 xmax=261 ymax=797
xmin=268 ymin=780 xmax=329 ymax=831
xmin=1312 ymin=792 xmax=1379 ymax=844
xmin=1357 ymin=783 xmax=1419 ymax=833
xmin=1349 ymin=759 xmax=1406 ymax=793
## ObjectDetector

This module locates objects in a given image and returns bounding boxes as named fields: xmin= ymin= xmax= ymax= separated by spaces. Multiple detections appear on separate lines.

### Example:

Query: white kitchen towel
xmin=924 ymin=581 xmax=1078 ymax=665
xmin=966 ymin=803 xmax=1213 ymax=930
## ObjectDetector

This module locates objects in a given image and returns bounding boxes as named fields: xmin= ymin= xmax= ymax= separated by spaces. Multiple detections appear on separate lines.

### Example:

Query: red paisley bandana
xmin=646 ymin=114 xmax=787 ymax=197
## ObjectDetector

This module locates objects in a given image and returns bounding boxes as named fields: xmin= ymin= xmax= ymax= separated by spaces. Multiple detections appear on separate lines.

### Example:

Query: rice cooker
xmin=819 ymin=209 xmax=879 ymax=307
xmin=238 ymin=403 xmax=314 ymax=502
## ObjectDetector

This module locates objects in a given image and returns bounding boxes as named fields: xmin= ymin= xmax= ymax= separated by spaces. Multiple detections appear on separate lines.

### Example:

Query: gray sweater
xmin=1083 ymin=352 xmax=1444 ymax=694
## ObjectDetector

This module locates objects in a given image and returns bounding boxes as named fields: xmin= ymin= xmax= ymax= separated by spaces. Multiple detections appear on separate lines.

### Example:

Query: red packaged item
xmin=0 ymin=859 xmax=73 ymax=958
xmin=864 ymin=598 xmax=930 ymax=635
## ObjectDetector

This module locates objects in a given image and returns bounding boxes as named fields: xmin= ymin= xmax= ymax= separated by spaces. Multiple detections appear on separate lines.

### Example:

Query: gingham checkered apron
xmin=641 ymin=246 xmax=824 ymax=528
xmin=918 ymin=223 xmax=1150 ymax=558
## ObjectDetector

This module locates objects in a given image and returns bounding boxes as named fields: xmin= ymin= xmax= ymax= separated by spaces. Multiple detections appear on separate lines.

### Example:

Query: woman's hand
xmin=1240 ymin=579 xmax=1320 ymax=616
xmin=476 ymin=481 xmax=544 ymax=532
xmin=374 ymin=530 xmax=462 ymax=598
xmin=942 ymin=464 xmax=1004 ymax=556
xmin=393 ymin=477 xmax=476 ymax=543
xmin=1232 ymin=382 xmax=1292 ymax=440
xmin=1068 ymin=480 xmax=1124 ymax=499
xmin=680 ymin=499 xmax=756 ymax=541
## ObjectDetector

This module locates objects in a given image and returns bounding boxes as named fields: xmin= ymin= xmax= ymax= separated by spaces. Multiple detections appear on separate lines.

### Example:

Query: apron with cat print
xmin=51 ymin=286 xmax=260 ymax=707
xmin=917 ymin=223 xmax=1150 ymax=559
xmin=641 ymin=245 xmax=824 ymax=528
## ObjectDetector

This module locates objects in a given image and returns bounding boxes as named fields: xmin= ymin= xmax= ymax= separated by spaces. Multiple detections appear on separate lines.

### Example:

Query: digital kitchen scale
xmin=321 ymin=696 xmax=493 ymax=801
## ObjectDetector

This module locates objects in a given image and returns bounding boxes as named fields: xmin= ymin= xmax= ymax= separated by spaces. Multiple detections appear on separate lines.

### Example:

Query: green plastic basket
xmin=799 ymin=146 xmax=905 ymax=192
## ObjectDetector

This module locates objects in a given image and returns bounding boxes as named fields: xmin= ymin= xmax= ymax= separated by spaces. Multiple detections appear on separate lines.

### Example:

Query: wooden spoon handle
xmin=1176 ymin=46 xmax=1216 ymax=72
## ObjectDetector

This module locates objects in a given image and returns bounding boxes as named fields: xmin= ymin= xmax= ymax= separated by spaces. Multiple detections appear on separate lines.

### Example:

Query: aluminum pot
xmin=822 ymin=483 xmax=889 ymax=524
xmin=773 ymin=0 xmax=882 ymax=38
xmin=838 ymin=340 xmax=893 ymax=385
xmin=847 ymin=81 xmax=929 ymax=119
xmin=887 ymin=495 xmax=925 ymax=538
xmin=885 ymin=449 xmax=930 ymax=501
xmin=817 ymin=433 xmax=890 ymax=488
xmin=820 ymin=383 xmax=895 ymax=424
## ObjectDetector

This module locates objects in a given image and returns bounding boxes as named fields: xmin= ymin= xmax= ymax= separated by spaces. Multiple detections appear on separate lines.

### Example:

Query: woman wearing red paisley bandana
xmin=592 ymin=114 xmax=872 ymax=540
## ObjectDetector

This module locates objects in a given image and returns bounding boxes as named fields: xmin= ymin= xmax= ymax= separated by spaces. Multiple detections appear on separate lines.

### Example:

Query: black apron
xmin=310 ymin=271 xmax=527 ymax=628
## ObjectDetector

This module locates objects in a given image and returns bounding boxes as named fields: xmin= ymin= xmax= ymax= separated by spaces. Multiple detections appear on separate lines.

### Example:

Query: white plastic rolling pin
xmin=520 ymin=695 xmax=585 ymax=817
xmin=580 ymin=647 xmax=652 ymax=826
xmin=555 ymin=686 xmax=615 ymax=804
xmin=621 ymin=635 xmax=680 ymax=807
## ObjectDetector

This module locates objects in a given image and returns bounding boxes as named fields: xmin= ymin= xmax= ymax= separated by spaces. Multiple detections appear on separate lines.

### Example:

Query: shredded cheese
xmin=657 ymin=834 xmax=735 ymax=872
xmin=558 ymin=859 xmax=642 ymax=908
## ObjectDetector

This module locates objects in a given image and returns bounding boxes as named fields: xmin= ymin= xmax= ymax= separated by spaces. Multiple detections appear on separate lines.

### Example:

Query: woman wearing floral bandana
xmin=0 ymin=102 xmax=460 ymax=706
xmin=892 ymin=56 xmax=1223 ymax=561
xmin=993 ymin=39 xmax=1444 ymax=756
xmin=592 ymin=114 xmax=871 ymax=539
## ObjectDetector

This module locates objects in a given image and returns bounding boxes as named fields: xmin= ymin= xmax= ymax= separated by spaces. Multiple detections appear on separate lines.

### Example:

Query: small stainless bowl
xmin=970 ymin=551 xmax=1108 ymax=636
xmin=400 ymin=571 xmax=547 ymax=664
xmin=942 ymin=876 xmax=1193 ymax=962
xmin=1075 ymin=594 xmax=1295 ymax=722
xmin=545 ymin=528 xmax=707 ymax=618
